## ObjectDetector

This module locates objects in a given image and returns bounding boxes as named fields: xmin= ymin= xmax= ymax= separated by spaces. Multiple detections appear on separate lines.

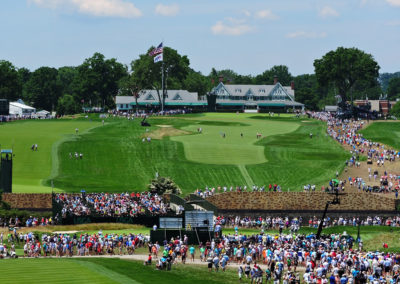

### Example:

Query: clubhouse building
xmin=115 ymin=90 xmax=207 ymax=112
xmin=115 ymin=80 xmax=304 ymax=113
xmin=210 ymin=80 xmax=304 ymax=112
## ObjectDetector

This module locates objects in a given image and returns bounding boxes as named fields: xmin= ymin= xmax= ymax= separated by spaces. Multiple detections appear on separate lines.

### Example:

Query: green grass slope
xmin=0 ymin=119 xmax=101 ymax=192
xmin=247 ymin=118 xmax=350 ymax=190
xmin=53 ymin=114 xmax=349 ymax=193
xmin=0 ymin=258 xmax=242 ymax=284
xmin=359 ymin=121 xmax=400 ymax=149
xmin=171 ymin=114 xmax=299 ymax=165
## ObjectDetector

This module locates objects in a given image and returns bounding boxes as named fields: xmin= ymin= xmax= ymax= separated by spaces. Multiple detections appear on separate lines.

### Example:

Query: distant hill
xmin=379 ymin=72 xmax=400 ymax=93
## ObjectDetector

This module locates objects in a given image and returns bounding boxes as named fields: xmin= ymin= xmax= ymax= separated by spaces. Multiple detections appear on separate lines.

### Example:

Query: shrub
xmin=148 ymin=176 xmax=182 ymax=195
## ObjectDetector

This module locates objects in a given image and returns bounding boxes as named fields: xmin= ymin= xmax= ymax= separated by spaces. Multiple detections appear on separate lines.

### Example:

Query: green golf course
xmin=0 ymin=119 xmax=101 ymax=193
xmin=0 ymin=113 xmax=349 ymax=193
xmin=0 ymin=258 xmax=243 ymax=284
xmin=360 ymin=121 xmax=400 ymax=150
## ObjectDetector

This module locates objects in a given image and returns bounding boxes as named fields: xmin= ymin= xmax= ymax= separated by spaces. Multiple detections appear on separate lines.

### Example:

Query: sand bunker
xmin=145 ymin=127 xmax=190 ymax=139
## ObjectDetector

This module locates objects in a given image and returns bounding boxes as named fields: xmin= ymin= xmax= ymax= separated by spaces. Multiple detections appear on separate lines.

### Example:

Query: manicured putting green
xmin=172 ymin=114 xmax=299 ymax=165
xmin=0 ymin=120 xmax=101 ymax=193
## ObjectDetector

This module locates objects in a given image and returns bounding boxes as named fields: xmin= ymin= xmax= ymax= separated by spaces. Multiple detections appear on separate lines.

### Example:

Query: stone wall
xmin=206 ymin=192 xmax=396 ymax=212
xmin=2 ymin=193 xmax=52 ymax=210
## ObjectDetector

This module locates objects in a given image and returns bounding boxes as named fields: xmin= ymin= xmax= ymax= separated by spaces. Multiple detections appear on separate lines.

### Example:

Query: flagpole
xmin=161 ymin=60 xmax=164 ymax=112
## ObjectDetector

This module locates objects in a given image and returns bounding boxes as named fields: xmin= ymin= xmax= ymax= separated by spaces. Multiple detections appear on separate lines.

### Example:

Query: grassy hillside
xmin=0 ymin=113 xmax=349 ymax=194
xmin=360 ymin=121 xmax=400 ymax=149
xmin=0 ymin=119 xmax=101 ymax=192
xmin=53 ymin=114 xmax=349 ymax=193
xmin=0 ymin=258 xmax=242 ymax=284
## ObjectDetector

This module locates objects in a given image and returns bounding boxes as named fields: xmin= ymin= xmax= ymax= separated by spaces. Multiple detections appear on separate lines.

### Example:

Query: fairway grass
xmin=171 ymin=115 xmax=299 ymax=165
xmin=1 ymin=113 xmax=349 ymax=193
xmin=0 ymin=120 xmax=101 ymax=193
xmin=0 ymin=258 xmax=243 ymax=284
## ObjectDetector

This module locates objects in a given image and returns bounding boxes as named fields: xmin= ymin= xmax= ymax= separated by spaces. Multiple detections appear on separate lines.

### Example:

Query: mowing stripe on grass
xmin=74 ymin=259 xmax=141 ymax=284
xmin=238 ymin=164 xmax=254 ymax=187
xmin=46 ymin=123 xmax=105 ymax=188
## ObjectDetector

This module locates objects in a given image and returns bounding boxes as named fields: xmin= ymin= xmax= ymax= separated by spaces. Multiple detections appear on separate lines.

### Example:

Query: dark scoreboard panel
xmin=0 ymin=99 xmax=9 ymax=115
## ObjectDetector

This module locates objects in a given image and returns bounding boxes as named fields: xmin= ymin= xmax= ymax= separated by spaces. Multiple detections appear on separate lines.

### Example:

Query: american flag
xmin=148 ymin=42 xmax=163 ymax=56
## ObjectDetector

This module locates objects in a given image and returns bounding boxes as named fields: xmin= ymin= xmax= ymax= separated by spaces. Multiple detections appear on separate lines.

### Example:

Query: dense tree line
xmin=0 ymin=47 xmax=398 ymax=114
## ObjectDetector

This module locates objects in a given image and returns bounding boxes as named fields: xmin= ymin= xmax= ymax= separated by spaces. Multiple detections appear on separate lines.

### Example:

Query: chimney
xmin=219 ymin=75 xmax=224 ymax=83
xmin=273 ymin=75 xmax=278 ymax=85
xmin=291 ymin=81 xmax=295 ymax=90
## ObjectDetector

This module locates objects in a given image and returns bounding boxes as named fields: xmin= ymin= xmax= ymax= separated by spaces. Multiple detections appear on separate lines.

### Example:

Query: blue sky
xmin=1 ymin=0 xmax=399 ymax=76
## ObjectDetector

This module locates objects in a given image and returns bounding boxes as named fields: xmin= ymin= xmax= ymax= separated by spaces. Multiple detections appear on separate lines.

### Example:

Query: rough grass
xmin=359 ymin=121 xmax=400 ymax=150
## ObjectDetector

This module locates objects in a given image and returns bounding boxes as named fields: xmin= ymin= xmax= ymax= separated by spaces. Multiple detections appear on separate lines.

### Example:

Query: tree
xmin=131 ymin=46 xmax=190 ymax=108
xmin=390 ymin=101 xmax=400 ymax=118
xmin=57 ymin=66 xmax=79 ymax=97
xmin=380 ymin=72 xmax=400 ymax=93
xmin=388 ymin=77 xmax=400 ymax=100
xmin=76 ymin=53 xmax=127 ymax=109
xmin=254 ymin=65 xmax=293 ymax=85
xmin=148 ymin=176 xmax=181 ymax=195
xmin=183 ymin=70 xmax=209 ymax=97
xmin=17 ymin=67 xmax=31 ymax=101
xmin=0 ymin=60 xmax=21 ymax=100
xmin=118 ymin=73 xmax=144 ymax=113
xmin=25 ymin=67 xmax=60 ymax=110
xmin=314 ymin=47 xmax=380 ymax=108
xmin=293 ymin=74 xmax=321 ymax=110
xmin=56 ymin=94 xmax=78 ymax=115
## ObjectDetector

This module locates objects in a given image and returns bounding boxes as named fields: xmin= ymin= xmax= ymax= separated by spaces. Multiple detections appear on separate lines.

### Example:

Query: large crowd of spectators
xmin=214 ymin=215 xmax=400 ymax=230
xmin=54 ymin=192 xmax=171 ymax=218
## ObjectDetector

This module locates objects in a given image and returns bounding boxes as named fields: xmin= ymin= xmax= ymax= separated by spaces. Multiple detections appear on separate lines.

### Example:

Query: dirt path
xmin=56 ymin=253 xmax=307 ymax=272
xmin=332 ymin=120 xmax=400 ymax=198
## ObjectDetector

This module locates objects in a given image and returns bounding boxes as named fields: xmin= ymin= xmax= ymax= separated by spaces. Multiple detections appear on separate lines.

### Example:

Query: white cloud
xmin=155 ymin=3 xmax=179 ymax=16
xmin=28 ymin=0 xmax=142 ymax=18
xmin=286 ymin=31 xmax=327 ymax=39
xmin=242 ymin=10 xmax=251 ymax=17
xmin=211 ymin=20 xmax=253 ymax=36
xmin=318 ymin=6 xmax=339 ymax=18
xmin=254 ymin=9 xmax=278 ymax=20
xmin=386 ymin=0 xmax=400 ymax=6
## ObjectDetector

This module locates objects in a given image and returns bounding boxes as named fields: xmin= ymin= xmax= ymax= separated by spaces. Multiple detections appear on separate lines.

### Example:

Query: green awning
xmin=217 ymin=103 xmax=244 ymax=106
xmin=258 ymin=103 xmax=286 ymax=107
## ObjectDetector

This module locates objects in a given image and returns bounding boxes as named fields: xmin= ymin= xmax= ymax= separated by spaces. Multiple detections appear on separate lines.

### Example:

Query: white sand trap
xmin=156 ymin=125 xmax=172 ymax=128
xmin=53 ymin=230 xmax=79 ymax=234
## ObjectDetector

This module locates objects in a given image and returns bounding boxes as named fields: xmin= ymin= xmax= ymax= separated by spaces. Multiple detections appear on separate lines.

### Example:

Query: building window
xmin=173 ymin=94 xmax=183 ymax=100
xmin=145 ymin=94 xmax=155 ymax=100
xmin=125 ymin=104 xmax=129 ymax=108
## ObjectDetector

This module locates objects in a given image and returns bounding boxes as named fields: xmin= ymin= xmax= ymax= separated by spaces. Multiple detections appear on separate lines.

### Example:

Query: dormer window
xmin=173 ymin=94 xmax=183 ymax=100
xmin=145 ymin=94 xmax=155 ymax=100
